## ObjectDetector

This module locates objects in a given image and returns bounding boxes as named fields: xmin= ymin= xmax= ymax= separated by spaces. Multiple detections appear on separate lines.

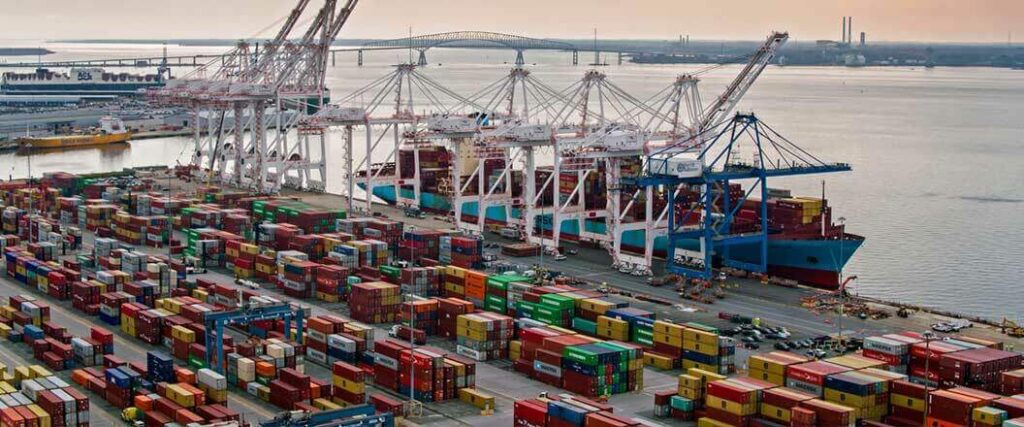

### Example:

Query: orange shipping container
xmin=135 ymin=394 xmax=155 ymax=412
xmin=176 ymin=367 xmax=196 ymax=385
xmin=256 ymin=361 xmax=276 ymax=377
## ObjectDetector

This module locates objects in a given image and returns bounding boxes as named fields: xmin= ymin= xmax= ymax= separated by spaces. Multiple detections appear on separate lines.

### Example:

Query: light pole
xmin=922 ymin=330 xmax=936 ymax=424
xmin=836 ymin=216 xmax=846 ymax=351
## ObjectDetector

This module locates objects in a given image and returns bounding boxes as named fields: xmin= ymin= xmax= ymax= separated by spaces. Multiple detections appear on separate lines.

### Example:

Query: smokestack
xmin=860 ymin=32 xmax=866 ymax=47
xmin=842 ymin=17 xmax=847 ymax=43
xmin=848 ymin=17 xmax=853 ymax=45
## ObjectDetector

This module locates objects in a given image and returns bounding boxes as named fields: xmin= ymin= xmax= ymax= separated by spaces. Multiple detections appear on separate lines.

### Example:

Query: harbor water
xmin=1 ymin=42 xmax=1022 ymax=319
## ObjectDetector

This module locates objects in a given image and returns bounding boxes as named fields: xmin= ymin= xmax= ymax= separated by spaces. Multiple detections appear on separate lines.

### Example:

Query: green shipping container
xmin=684 ymin=322 xmax=719 ymax=334
xmin=516 ymin=301 xmax=537 ymax=318
xmin=539 ymin=294 xmax=575 ymax=311
xmin=563 ymin=345 xmax=599 ymax=366
xmin=670 ymin=396 xmax=694 ymax=411
xmin=572 ymin=317 xmax=597 ymax=335
xmin=485 ymin=295 xmax=507 ymax=313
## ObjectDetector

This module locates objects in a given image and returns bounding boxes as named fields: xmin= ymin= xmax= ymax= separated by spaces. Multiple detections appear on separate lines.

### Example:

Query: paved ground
xmin=18 ymin=170 xmax=1014 ymax=426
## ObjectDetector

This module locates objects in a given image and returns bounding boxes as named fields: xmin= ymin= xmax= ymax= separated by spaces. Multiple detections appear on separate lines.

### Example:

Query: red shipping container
xmin=799 ymin=399 xmax=853 ymax=426
xmin=514 ymin=399 xmax=548 ymax=427
xmin=993 ymin=396 xmax=1024 ymax=419
xmin=927 ymin=389 xmax=982 ymax=425
xmin=892 ymin=379 xmax=927 ymax=399
xmin=787 ymin=361 xmax=850 ymax=386
xmin=704 ymin=406 xmax=750 ymax=427
xmin=707 ymin=380 xmax=757 ymax=404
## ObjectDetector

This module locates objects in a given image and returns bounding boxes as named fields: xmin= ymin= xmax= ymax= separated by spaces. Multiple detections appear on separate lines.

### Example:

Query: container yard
xmin=0 ymin=166 xmax=1021 ymax=427
xmin=1 ymin=1 xmax=1022 ymax=427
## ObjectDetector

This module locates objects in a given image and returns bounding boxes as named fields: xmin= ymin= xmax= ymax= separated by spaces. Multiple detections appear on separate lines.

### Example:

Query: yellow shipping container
xmin=684 ymin=327 xmax=719 ymax=346
xmin=445 ymin=283 xmax=465 ymax=295
xmin=644 ymin=353 xmax=675 ymax=370
xmin=687 ymin=368 xmax=727 ymax=385
xmin=678 ymin=386 xmax=703 ymax=401
xmin=748 ymin=352 xmax=806 ymax=375
xmin=682 ymin=359 xmax=718 ymax=373
xmin=314 ymin=397 xmax=342 ymax=411
xmin=240 ymin=243 xmax=259 ymax=255
xmin=0 ymin=381 xmax=16 ymax=394
xmin=205 ymin=388 xmax=228 ymax=403
xmin=596 ymin=316 xmax=629 ymax=332
xmin=28 ymin=366 xmax=50 ymax=378
xmin=974 ymin=407 xmax=1008 ymax=425
xmin=760 ymin=403 xmax=792 ymax=423
xmin=748 ymin=368 xmax=785 ymax=386
xmin=597 ymin=328 xmax=629 ymax=341
xmin=678 ymin=374 xmax=702 ymax=389
xmin=682 ymin=339 xmax=719 ymax=356
xmin=653 ymin=320 xmax=685 ymax=337
xmin=510 ymin=341 xmax=522 ymax=362
xmin=697 ymin=417 xmax=734 ymax=427
xmin=192 ymin=289 xmax=209 ymax=302
xmin=653 ymin=331 xmax=683 ymax=348
xmin=28 ymin=404 xmax=52 ymax=427
xmin=824 ymin=388 xmax=878 ymax=409
xmin=332 ymin=376 xmax=366 ymax=394
xmin=705 ymin=395 xmax=758 ymax=416
xmin=579 ymin=298 xmax=616 ymax=315
xmin=166 ymin=384 xmax=196 ymax=408
xmin=0 ymin=323 xmax=10 ymax=339
xmin=890 ymin=393 xmax=925 ymax=411
xmin=171 ymin=325 xmax=195 ymax=343
xmin=456 ymin=325 xmax=488 ymax=342
xmin=446 ymin=266 xmax=466 ymax=278
xmin=459 ymin=388 xmax=495 ymax=410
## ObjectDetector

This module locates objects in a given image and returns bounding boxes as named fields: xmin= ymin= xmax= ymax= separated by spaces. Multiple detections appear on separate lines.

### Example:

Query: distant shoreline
xmin=0 ymin=48 xmax=54 ymax=57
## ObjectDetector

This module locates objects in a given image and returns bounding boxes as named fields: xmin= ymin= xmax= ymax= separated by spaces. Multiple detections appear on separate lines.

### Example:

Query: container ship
xmin=16 ymin=117 xmax=131 ymax=151
xmin=359 ymin=145 xmax=863 ymax=290
xmin=1 ymin=68 xmax=164 ymax=96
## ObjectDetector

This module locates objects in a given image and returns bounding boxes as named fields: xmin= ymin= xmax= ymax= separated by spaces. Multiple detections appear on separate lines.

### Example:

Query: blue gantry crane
xmin=203 ymin=302 xmax=305 ymax=371
xmin=640 ymin=113 xmax=851 ymax=280
xmin=260 ymin=405 xmax=394 ymax=427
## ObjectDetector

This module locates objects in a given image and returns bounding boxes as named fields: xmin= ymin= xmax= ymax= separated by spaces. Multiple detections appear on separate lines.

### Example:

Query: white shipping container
xmin=197 ymin=368 xmax=228 ymax=390
xmin=863 ymin=336 xmax=908 ymax=355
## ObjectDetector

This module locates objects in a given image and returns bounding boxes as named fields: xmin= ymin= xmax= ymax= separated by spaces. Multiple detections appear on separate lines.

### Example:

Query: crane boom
xmin=699 ymin=32 xmax=788 ymax=132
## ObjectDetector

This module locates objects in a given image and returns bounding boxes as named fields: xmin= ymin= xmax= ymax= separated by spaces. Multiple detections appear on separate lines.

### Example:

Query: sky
xmin=1 ymin=0 xmax=1022 ymax=43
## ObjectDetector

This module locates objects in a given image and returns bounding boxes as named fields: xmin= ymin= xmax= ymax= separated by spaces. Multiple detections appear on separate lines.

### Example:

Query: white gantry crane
xmin=151 ymin=0 xmax=359 ymax=193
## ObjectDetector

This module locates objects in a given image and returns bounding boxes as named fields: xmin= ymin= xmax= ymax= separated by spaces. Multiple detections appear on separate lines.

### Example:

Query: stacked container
xmin=332 ymin=361 xmax=366 ymax=405
xmin=937 ymin=347 xmax=1023 ymax=392
xmin=455 ymin=312 xmax=514 ymax=361
xmin=926 ymin=389 xmax=984 ymax=427
xmin=399 ymin=267 xmax=442 ymax=297
xmin=399 ymin=298 xmax=439 ymax=336
xmin=786 ymin=360 xmax=850 ymax=396
xmin=748 ymin=351 xmax=809 ymax=386
xmin=348 ymin=282 xmax=400 ymax=323
xmin=823 ymin=371 xmax=890 ymax=421
xmin=682 ymin=323 xmax=735 ymax=375
xmin=759 ymin=386 xmax=817 ymax=425
xmin=313 ymin=265 xmax=349 ymax=302
xmin=441 ymin=266 xmax=467 ymax=298
xmin=437 ymin=297 xmax=474 ymax=340
xmin=701 ymin=377 xmax=776 ymax=426
xmin=861 ymin=334 xmax=915 ymax=373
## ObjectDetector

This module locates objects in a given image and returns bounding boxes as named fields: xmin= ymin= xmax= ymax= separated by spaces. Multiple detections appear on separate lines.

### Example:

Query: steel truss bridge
xmin=337 ymin=31 xmax=579 ymax=66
